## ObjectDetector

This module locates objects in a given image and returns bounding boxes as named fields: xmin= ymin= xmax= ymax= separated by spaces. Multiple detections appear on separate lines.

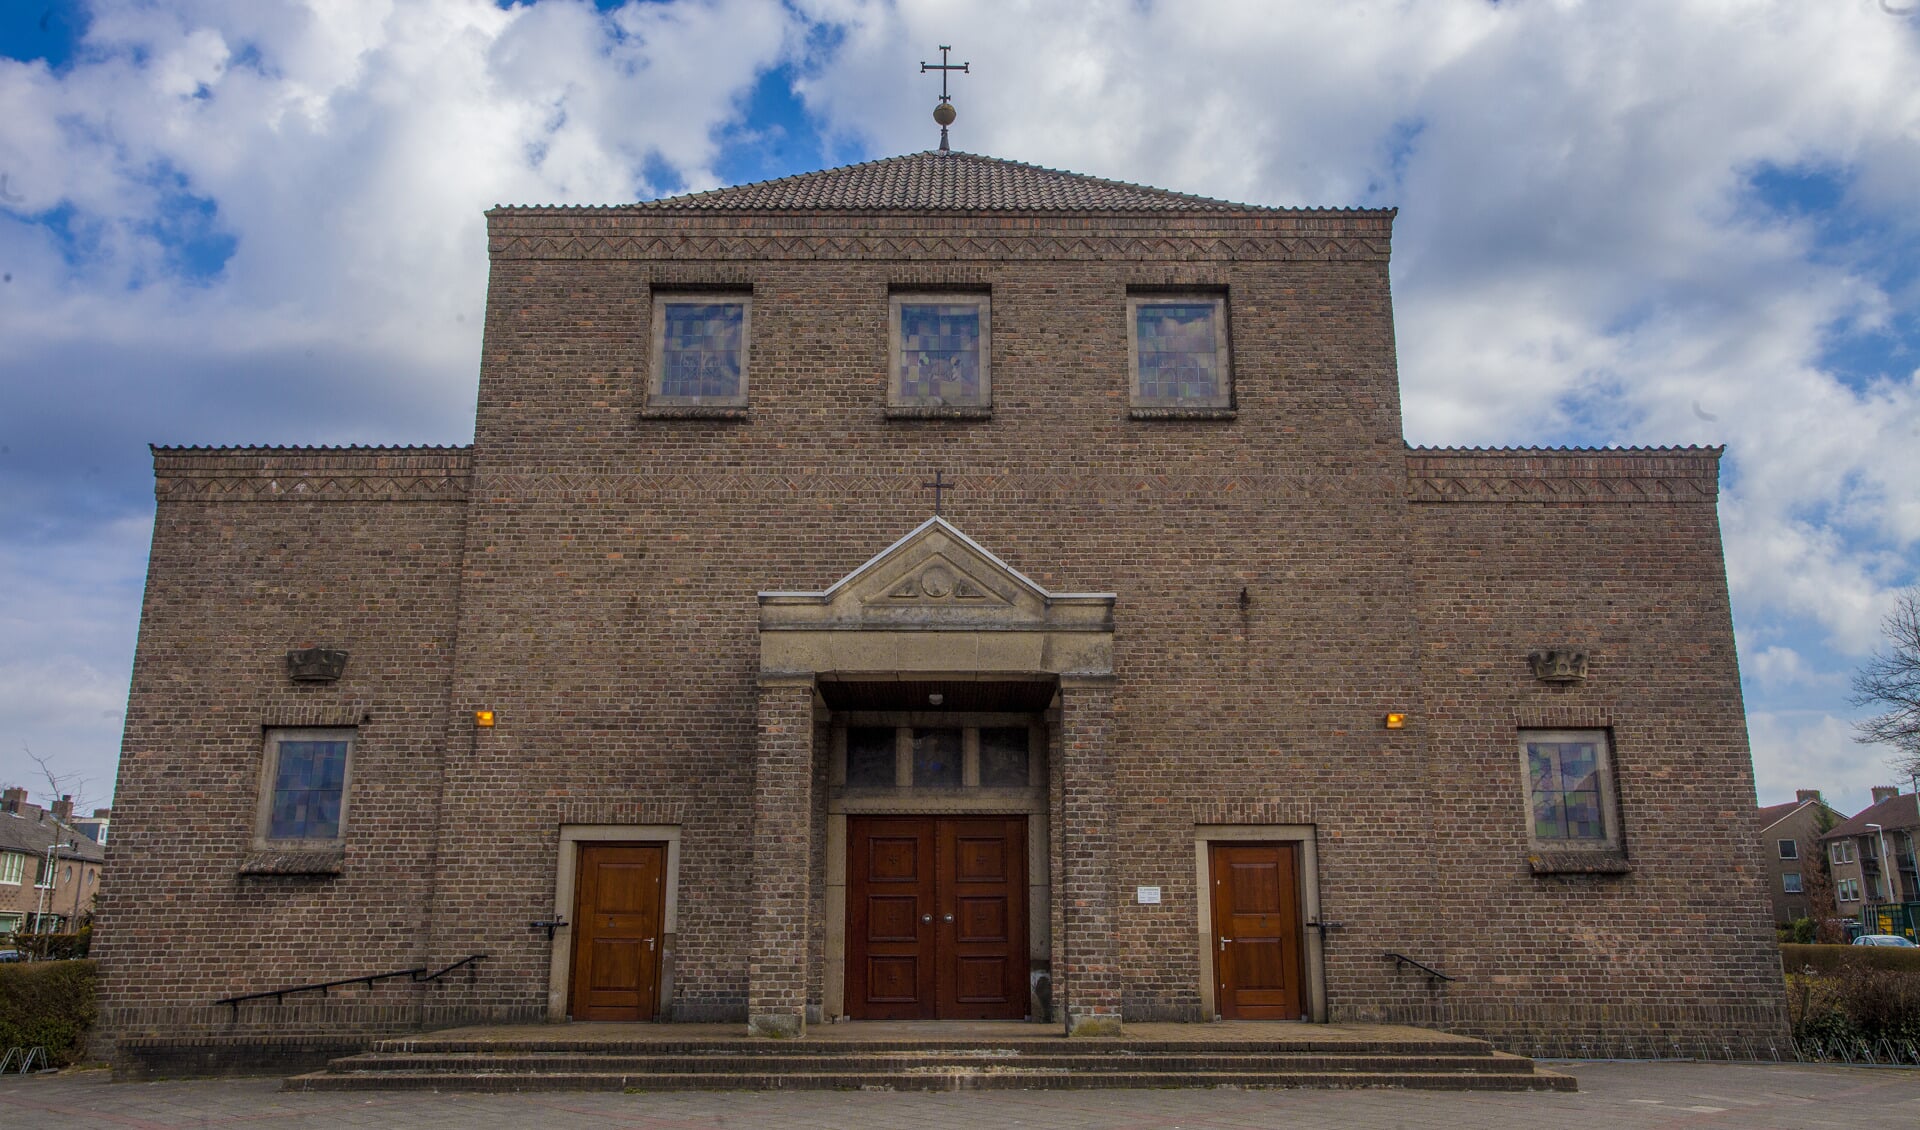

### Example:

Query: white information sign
xmin=1136 ymin=886 xmax=1162 ymax=905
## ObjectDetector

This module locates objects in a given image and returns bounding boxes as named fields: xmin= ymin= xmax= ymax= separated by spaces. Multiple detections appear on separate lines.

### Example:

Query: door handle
xmin=922 ymin=915 xmax=932 ymax=924
xmin=943 ymin=914 xmax=955 ymax=923
xmin=1220 ymin=937 xmax=1231 ymax=951
xmin=646 ymin=937 xmax=656 ymax=951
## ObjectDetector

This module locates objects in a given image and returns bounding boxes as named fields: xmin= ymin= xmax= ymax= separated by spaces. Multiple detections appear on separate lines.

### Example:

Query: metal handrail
xmin=1384 ymin=952 xmax=1456 ymax=983
xmin=215 ymin=954 xmax=486 ymax=1010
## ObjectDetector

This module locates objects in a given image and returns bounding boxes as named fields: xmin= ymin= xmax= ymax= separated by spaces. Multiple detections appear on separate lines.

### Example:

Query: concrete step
xmin=367 ymin=1036 xmax=1501 ymax=1058
xmin=286 ymin=1066 xmax=1577 ymax=1093
xmin=325 ymin=1050 xmax=1543 ymax=1076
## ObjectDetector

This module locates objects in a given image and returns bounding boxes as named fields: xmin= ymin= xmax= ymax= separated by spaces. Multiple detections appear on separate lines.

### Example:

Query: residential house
xmin=1823 ymin=786 xmax=1920 ymax=938
xmin=1755 ymin=788 xmax=1843 ymax=926
xmin=0 ymin=787 xmax=107 ymax=936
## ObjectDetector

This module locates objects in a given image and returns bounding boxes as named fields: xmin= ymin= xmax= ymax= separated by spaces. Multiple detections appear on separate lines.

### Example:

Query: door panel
xmin=847 ymin=819 xmax=936 ymax=1019
xmin=1209 ymin=841 xmax=1305 ymax=1020
xmin=847 ymin=816 xmax=1028 ymax=1020
xmin=569 ymin=842 xmax=665 ymax=1020
xmin=937 ymin=818 xmax=1027 ymax=1018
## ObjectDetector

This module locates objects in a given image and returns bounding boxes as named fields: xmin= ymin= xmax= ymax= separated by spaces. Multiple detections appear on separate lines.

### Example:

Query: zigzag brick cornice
xmin=470 ymin=469 xmax=1405 ymax=503
xmin=486 ymin=213 xmax=1391 ymax=263
xmin=1405 ymin=446 xmax=1723 ymax=504
xmin=152 ymin=445 xmax=472 ymax=502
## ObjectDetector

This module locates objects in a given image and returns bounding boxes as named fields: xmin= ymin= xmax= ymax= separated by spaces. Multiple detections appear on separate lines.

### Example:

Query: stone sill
xmin=638 ymin=405 xmax=750 ymax=420
xmin=1528 ymin=850 xmax=1632 ymax=875
xmin=239 ymin=849 xmax=345 ymax=876
xmin=1129 ymin=406 xmax=1237 ymax=421
xmin=884 ymin=405 xmax=993 ymax=420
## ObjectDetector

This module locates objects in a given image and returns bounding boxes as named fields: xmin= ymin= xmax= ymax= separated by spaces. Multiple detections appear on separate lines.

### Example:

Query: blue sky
xmin=2 ymin=0 xmax=1918 ymax=817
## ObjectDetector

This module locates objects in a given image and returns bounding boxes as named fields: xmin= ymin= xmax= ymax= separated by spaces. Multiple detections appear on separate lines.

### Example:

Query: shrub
xmin=1780 ymin=943 xmax=1920 ymax=974
xmin=1784 ymin=949 xmax=1920 ymax=1049
xmin=7 ymin=926 xmax=91 ymax=961
xmin=0 ymin=959 xmax=97 ymax=1067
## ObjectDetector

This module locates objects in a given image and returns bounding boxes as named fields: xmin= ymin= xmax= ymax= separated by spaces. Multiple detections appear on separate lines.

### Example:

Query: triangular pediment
xmin=759 ymin=517 xmax=1113 ymax=633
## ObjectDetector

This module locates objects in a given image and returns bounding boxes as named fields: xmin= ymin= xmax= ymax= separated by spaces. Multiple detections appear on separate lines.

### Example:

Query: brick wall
xmin=101 ymin=198 xmax=1783 ymax=1063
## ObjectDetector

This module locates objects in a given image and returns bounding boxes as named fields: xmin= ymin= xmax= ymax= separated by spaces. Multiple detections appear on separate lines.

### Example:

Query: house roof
xmin=614 ymin=150 xmax=1382 ymax=215
xmin=1756 ymin=797 xmax=1842 ymax=835
xmin=0 ymin=806 xmax=106 ymax=862
xmin=1824 ymin=792 xmax=1920 ymax=840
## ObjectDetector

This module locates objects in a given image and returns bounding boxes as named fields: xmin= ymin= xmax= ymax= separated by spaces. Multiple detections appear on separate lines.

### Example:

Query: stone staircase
xmin=285 ymin=1022 xmax=1575 ymax=1093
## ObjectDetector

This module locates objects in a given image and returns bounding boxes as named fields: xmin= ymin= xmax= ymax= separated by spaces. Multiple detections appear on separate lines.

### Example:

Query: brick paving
xmin=4 ymin=1061 xmax=1917 ymax=1128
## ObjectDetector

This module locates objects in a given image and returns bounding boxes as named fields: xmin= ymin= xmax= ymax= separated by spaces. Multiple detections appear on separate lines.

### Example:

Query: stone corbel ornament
xmin=1527 ymin=649 xmax=1588 ymax=684
xmin=286 ymin=647 xmax=349 ymax=684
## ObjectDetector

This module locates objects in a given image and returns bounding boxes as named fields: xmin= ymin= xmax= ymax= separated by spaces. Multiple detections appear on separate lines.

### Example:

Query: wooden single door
xmin=938 ymin=817 xmax=1028 ymax=1019
xmin=1209 ymin=842 xmax=1305 ymax=1020
xmin=569 ymin=842 xmax=666 ymax=1021
xmin=848 ymin=816 xmax=1028 ymax=1020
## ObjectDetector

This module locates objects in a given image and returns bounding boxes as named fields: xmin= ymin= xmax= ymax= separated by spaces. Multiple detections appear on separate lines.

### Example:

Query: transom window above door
xmin=838 ymin=722 xmax=1040 ymax=791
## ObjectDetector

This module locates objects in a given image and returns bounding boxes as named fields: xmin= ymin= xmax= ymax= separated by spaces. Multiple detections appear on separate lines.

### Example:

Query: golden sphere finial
xmin=933 ymin=102 xmax=957 ymax=127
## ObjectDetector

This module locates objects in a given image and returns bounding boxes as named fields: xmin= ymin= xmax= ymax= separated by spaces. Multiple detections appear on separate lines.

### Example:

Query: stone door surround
xmin=753 ymin=517 xmax=1118 ymax=1037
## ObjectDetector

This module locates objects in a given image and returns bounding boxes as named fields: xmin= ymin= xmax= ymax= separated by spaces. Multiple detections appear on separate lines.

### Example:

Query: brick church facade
xmin=97 ymin=151 xmax=1785 ymax=1069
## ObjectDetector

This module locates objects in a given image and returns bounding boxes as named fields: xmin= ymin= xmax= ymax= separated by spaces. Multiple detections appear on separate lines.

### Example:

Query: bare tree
xmin=20 ymin=743 xmax=91 ymax=815
xmin=1853 ymin=586 xmax=1920 ymax=786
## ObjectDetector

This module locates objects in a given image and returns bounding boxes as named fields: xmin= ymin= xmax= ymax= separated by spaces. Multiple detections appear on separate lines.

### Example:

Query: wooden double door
xmin=1209 ymin=841 xmax=1306 ymax=1020
xmin=569 ymin=842 xmax=666 ymax=1021
xmin=847 ymin=816 xmax=1029 ymax=1020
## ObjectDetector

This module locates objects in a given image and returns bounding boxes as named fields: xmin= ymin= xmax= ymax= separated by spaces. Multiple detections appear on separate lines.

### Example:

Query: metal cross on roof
xmin=920 ymin=45 xmax=969 ymax=153
xmin=922 ymin=468 xmax=954 ymax=516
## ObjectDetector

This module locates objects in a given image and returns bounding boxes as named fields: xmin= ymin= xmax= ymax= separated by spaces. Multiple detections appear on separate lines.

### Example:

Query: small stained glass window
xmin=266 ymin=734 xmax=351 ymax=841
xmin=891 ymin=294 xmax=989 ymax=408
xmin=978 ymin=727 xmax=1031 ymax=787
xmin=651 ymin=296 xmax=750 ymax=405
xmin=1129 ymin=295 xmax=1230 ymax=409
xmin=912 ymin=728 xmax=963 ymax=788
xmin=846 ymin=727 xmax=897 ymax=787
xmin=1522 ymin=731 xmax=1613 ymax=846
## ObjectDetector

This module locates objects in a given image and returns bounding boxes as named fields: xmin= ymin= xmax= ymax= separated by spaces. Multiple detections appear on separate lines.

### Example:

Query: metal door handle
xmin=1220 ymin=937 xmax=1231 ymax=951
xmin=943 ymin=914 xmax=955 ymax=923
xmin=922 ymin=915 xmax=932 ymax=923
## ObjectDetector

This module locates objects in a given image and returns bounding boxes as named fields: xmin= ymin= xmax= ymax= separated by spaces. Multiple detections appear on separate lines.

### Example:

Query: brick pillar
xmin=747 ymin=675 xmax=815 ymax=1038
xmin=1058 ymin=674 xmax=1122 ymax=1036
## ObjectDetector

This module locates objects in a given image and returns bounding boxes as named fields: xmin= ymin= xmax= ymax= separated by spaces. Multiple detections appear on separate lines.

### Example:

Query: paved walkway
xmin=4 ymin=1061 xmax=1918 ymax=1129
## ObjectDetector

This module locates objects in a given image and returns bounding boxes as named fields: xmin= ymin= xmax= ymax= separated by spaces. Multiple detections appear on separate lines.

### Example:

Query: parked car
xmin=1851 ymin=934 xmax=1918 ymax=947
xmin=0 ymin=949 xmax=23 ymax=962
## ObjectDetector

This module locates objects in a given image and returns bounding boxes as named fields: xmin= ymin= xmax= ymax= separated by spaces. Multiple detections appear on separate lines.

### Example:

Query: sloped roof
xmin=0 ymin=807 xmax=106 ymax=862
xmin=1756 ymin=800 xmax=1805 ymax=830
xmin=626 ymin=150 xmax=1355 ymax=214
xmin=1824 ymin=793 xmax=1920 ymax=839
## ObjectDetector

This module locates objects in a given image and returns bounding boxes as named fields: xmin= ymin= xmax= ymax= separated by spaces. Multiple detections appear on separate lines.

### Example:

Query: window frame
xmin=1778 ymin=838 xmax=1799 ymax=860
xmin=888 ymin=292 xmax=992 ymax=413
xmin=647 ymin=292 xmax=752 ymax=410
xmin=253 ymin=726 xmax=357 ymax=850
xmin=1519 ymin=728 xmax=1622 ymax=856
xmin=1832 ymin=840 xmax=1856 ymax=865
xmin=1126 ymin=291 xmax=1234 ymax=414
xmin=1783 ymin=872 xmax=1803 ymax=894
xmin=1839 ymin=877 xmax=1861 ymax=902
xmin=0 ymin=852 xmax=22 ymax=886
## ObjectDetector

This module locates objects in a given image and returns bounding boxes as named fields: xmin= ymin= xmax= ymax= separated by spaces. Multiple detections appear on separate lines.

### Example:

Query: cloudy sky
xmin=2 ymin=0 xmax=1917 ymax=817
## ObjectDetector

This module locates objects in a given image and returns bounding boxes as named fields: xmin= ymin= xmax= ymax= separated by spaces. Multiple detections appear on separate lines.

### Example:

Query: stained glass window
xmin=1130 ymin=296 xmax=1230 ymax=407
xmin=267 ymin=737 xmax=350 ymax=841
xmin=654 ymin=299 xmax=748 ymax=402
xmin=912 ymin=728 xmax=963 ymax=788
xmin=891 ymin=295 xmax=989 ymax=407
xmin=979 ymin=727 xmax=1031 ymax=787
xmin=1524 ymin=735 xmax=1608 ymax=842
xmin=846 ymin=727 xmax=897 ymax=787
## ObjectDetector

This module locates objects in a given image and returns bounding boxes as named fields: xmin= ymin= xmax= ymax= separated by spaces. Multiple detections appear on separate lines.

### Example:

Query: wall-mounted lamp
xmin=474 ymin=710 xmax=496 ymax=728
xmin=1384 ymin=713 xmax=1406 ymax=730
xmin=928 ymin=693 xmax=944 ymax=706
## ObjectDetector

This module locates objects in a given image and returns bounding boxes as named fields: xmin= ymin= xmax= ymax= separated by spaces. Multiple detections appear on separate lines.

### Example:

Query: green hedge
xmin=0 ymin=959 xmax=97 ymax=1067
xmin=1781 ymin=943 xmax=1920 ymax=973
xmin=7 ymin=928 xmax=91 ymax=961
